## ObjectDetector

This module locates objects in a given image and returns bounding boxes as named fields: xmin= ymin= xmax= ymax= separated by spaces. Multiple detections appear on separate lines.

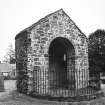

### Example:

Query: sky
xmin=0 ymin=0 xmax=105 ymax=61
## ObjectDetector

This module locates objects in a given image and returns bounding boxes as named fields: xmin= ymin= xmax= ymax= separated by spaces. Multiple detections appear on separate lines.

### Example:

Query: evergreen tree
xmin=88 ymin=29 xmax=105 ymax=73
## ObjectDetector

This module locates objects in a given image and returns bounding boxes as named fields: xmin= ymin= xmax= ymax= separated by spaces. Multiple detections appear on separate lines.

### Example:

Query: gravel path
xmin=0 ymin=80 xmax=105 ymax=105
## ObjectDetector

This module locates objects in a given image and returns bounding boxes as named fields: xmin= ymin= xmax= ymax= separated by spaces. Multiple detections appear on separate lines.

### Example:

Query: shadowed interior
xmin=49 ymin=37 xmax=75 ymax=89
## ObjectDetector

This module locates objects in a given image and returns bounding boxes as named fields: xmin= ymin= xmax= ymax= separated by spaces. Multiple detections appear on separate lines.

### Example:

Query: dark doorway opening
xmin=49 ymin=37 xmax=75 ymax=89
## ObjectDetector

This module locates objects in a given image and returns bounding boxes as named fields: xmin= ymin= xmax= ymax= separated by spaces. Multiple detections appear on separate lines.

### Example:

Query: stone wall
xmin=15 ymin=9 xmax=89 ymax=96
xmin=0 ymin=73 xmax=4 ymax=91
xmin=15 ymin=31 xmax=29 ymax=94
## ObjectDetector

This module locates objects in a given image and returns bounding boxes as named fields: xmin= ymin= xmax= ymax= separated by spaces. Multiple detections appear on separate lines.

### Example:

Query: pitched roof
xmin=15 ymin=9 xmax=63 ymax=39
xmin=15 ymin=9 xmax=87 ymax=40
xmin=0 ymin=63 xmax=16 ymax=73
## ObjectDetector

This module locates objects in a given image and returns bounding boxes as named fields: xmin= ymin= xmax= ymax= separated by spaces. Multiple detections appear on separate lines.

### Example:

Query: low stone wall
xmin=0 ymin=73 xmax=4 ymax=91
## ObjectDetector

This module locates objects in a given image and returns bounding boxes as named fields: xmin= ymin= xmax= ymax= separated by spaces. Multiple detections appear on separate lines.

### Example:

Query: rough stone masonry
xmin=15 ymin=9 xmax=89 ymax=96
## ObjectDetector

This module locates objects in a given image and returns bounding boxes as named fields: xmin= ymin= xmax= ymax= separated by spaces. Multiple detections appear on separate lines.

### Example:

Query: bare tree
xmin=3 ymin=44 xmax=15 ymax=64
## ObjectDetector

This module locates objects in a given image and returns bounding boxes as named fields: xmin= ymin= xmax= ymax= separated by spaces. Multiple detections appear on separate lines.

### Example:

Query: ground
xmin=0 ymin=80 xmax=105 ymax=105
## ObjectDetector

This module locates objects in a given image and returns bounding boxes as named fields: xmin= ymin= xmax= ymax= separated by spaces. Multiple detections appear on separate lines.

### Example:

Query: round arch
xmin=48 ymin=37 xmax=75 ymax=89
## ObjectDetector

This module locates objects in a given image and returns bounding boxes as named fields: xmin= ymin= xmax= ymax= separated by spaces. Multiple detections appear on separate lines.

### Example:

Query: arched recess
xmin=48 ymin=37 xmax=75 ymax=89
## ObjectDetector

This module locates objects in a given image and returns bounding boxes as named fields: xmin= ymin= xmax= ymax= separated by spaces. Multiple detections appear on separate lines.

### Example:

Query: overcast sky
xmin=0 ymin=0 xmax=105 ymax=61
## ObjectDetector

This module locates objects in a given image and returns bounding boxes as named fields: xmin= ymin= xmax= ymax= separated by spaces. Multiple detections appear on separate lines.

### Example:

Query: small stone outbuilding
xmin=15 ymin=9 xmax=89 ymax=98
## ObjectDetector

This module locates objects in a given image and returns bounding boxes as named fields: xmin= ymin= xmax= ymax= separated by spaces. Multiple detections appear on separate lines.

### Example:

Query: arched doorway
xmin=48 ymin=37 xmax=75 ymax=90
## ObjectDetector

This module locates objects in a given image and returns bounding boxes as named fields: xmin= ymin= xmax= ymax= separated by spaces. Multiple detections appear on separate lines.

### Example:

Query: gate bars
xmin=32 ymin=66 xmax=102 ymax=101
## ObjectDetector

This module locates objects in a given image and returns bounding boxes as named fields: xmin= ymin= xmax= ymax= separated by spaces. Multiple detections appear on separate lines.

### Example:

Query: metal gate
xmin=32 ymin=37 xmax=102 ymax=101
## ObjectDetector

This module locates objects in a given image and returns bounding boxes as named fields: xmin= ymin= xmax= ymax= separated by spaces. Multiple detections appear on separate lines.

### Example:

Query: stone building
xmin=15 ymin=9 xmax=89 ymax=98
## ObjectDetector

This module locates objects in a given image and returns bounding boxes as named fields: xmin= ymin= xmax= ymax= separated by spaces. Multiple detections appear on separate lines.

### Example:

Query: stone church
xmin=15 ymin=9 xmax=89 ymax=97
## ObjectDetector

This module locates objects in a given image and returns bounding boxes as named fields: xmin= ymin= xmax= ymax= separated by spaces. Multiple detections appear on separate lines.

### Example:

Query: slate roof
xmin=0 ymin=63 xmax=16 ymax=73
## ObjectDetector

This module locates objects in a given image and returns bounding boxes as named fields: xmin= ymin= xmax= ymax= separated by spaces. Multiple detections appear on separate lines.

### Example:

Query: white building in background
xmin=0 ymin=63 xmax=16 ymax=78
